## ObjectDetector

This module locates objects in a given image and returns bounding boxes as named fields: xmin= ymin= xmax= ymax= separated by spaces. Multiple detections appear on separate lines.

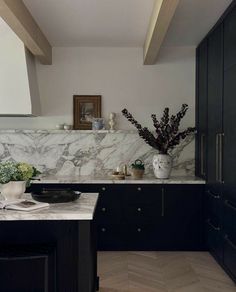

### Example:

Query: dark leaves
xmin=122 ymin=105 xmax=196 ymax=154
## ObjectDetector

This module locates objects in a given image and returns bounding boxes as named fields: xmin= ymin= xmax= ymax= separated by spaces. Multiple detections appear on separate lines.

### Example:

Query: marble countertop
xmin=32 ymin=175 xmax=205 ymax=185
xmin=0 ymin=193 xmax=99 ymax=221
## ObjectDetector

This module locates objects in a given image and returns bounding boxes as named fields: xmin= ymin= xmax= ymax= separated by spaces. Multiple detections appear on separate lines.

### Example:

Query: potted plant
xmin=0 ymin=162 xmax=40 ymax=200
xmin=122 ymin=104 xmax=195 ymax=179
xmin=131 ymin=159 xmax=145 ymax=179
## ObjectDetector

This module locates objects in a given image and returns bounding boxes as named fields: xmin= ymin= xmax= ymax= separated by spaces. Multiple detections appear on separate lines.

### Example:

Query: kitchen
xmin=0 ymin=0 xmax=236 ymax=291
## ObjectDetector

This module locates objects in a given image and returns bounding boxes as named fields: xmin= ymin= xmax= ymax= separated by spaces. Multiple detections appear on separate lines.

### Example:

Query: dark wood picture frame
xmin=73 ymin=95 xmax=101 ymax=130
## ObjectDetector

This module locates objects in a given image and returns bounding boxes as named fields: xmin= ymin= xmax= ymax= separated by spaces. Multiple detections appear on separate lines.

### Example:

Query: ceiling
xmin=163 ymin=0 xmax=232 ymax=47
xmin=23 ymin=0 xmax=155 ymax=47
xmin=23 ymin=0 xmax=232 ymax=48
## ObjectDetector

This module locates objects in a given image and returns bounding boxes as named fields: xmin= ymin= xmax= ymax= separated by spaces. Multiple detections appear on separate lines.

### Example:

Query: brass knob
xmin=137 ymin=187 xmax=141 ymax=191
xmin=137 ymin=208 xmax=142 ymax=212
xmin=102 ymin=207 xmax=106 ymax=212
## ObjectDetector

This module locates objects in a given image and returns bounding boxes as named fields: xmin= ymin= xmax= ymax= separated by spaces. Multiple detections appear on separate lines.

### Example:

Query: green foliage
xmin=0 ymin=162 xmax=41 ymax=184
xmin=131 ymin=159 xmax=145 ymax=170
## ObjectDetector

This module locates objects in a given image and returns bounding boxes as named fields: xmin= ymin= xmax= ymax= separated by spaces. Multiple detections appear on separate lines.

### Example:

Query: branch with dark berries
xmin=121 ymin=105 xmax=196 ymax=154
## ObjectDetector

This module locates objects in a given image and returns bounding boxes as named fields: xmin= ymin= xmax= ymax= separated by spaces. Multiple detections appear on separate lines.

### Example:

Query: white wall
xmin=0 ymin=46 xmax=195 ymax=129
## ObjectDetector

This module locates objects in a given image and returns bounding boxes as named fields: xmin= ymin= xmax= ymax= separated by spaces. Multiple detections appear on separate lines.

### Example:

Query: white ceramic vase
xmin=153 ymin=154 xmax=172 ymax=179
xmin=1 ymin=181 xmax=26 ymax=200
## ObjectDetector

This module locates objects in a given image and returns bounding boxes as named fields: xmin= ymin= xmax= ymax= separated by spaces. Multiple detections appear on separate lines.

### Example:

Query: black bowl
xmin=31 ymin=188 xmax=81 ymax=203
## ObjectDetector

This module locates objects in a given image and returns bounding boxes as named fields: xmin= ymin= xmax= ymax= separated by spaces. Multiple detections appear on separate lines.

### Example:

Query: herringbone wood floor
xmin=98 ymin=252 xmax=236 ymax=292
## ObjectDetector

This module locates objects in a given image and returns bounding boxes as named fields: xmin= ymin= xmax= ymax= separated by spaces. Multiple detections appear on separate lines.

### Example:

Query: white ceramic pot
xmin=153 ymin=154 xmax=172 ymax=179
xmin=1 ymin=181 xmax=26 ymax=200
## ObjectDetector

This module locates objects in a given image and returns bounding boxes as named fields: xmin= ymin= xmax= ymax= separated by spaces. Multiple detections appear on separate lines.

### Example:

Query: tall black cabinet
xmin=196 ymin=40 xmax=208 ymax=179
xmin=196 ymin=0 xmax=236 ymax=283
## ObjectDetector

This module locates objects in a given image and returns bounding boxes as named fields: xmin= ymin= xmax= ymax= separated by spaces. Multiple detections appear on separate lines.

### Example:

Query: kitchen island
xmin=0 ymin=193 xmax=99 ymax=292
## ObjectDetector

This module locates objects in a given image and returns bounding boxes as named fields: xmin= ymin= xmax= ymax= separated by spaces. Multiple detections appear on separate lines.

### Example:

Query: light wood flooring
xmin=98 ymin=252 xmax=236 ymax=292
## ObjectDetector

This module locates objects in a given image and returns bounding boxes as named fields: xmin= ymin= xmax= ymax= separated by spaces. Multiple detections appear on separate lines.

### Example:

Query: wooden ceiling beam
xmin=143 ymin=0 xmax=179 ymax=65
xmin=0 ymin=0 xmax=52 ymax=64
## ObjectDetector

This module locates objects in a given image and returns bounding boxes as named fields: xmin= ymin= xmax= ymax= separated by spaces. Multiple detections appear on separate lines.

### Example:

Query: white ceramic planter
xmin=153 ymin=154 xmax=172 ymax=179
xmin=1 ymin=181 xmax=26 ymax=200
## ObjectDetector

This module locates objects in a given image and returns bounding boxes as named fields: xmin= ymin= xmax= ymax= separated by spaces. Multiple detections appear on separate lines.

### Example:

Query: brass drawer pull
xmin=225 ymin=235 xmax=236 ymax=250
xmin=225 ymin=200 xmax=236 ymax=211
xmin=207 ymin=190 xmax=220 ymax=199
xmin=206 ymin=219 xmax=220 ymax=231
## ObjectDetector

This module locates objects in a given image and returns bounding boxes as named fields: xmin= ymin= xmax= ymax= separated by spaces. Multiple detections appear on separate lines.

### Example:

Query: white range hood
xmin=0 ymin=17 xmax=41 ymax=116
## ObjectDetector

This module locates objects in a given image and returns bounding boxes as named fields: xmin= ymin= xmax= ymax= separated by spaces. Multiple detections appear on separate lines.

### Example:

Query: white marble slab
xmin=32 ymin=175 xmax=205 ymax=185
xmin=0 ymin=193 xmax=99 ymax=221
xmin=0 ymin=130 xmax=195 ymax=177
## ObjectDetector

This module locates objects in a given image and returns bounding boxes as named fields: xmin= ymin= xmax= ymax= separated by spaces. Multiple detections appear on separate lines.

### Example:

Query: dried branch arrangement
xmin=122 ymin=104 xmax=195 ymax=154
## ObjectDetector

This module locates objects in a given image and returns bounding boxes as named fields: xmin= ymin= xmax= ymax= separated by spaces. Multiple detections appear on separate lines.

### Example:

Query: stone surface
xmin=32 ymin=175 xmax=205 ymax=184
xmin=0 ymin=193 xmax=98 ymax=221
xmin=0 ymin=130 xmax=195 ymax=177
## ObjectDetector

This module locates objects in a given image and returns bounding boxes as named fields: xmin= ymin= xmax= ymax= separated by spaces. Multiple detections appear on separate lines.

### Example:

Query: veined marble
xmin=32 ymin=175 xmax=205 ymax=184
xmin=0 ymin=130 xmax=195 ymax=177
xmin=0 ymin=193 xmax=99 ymax=221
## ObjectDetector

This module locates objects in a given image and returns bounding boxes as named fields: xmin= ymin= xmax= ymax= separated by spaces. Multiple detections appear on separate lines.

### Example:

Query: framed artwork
xmin=73 ymin=95 xmax=101 ymax=130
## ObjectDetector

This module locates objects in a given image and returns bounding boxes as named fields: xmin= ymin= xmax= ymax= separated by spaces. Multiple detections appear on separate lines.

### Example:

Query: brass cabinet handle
xmin=206 ymin=190 xmax=220 ymax=199
xmin=206 ymin=219 xmax=220 ymax=231
xmin=225 ymin=235 xmax=236 ymax=250
xmin=219 ymin=133 xmax=224 ymax=183
xmin=225 ymin=200 xmax=236 ymax=211
xmin=201 ymin=133 xmax=206 ymax=176
xmin=216 ymin=133 xmax=219 ymax=182
xmin=161 ymin=188 xmax=165 ymax=217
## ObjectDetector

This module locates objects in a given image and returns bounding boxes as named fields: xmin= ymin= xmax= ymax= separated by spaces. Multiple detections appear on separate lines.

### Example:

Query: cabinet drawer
xmin=95 ymin=200 xmax=122 ymax=223
xmin=97 ymin=224 xmax=126 ymax=251
xmin=223 ymin=199 xmax=236 ymax=240
xmin=124 ymin=203 xmax=162 ymax=222
xmin=124 ymin=185 xmax=163 ymax=203
xmin=206 ymin=189 xmax=221 ymax=226
xmin=205 ymin=219 xmax=223 ymax=260
xmin=223 ymin=235 xmax=236 ymax=281
xmin=126 ymin=224 xmax=161 ymax=250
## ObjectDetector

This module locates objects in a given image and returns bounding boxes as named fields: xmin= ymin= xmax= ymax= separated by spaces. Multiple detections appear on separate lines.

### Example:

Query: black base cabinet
xmin=30 ymin=183 xmax=205 ymax=251
xmin=0 ymin=221 xmax=97 ymax=292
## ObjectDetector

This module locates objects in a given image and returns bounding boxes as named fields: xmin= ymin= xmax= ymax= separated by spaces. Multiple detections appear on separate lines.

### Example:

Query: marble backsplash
xmin=0 ymin=130 xmax=195 ymax=177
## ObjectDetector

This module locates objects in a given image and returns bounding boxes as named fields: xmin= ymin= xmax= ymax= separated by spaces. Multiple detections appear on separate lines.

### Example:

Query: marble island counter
xmin=0 ymin=193 xmax=99 ymax=221
xmin=31 ymin=175 xmax=206 ymax=184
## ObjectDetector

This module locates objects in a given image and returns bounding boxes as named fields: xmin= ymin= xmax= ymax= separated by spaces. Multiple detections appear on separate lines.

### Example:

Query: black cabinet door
xmin=164 ymin=185 xmax=204 ymax=250
xmin=207 ymin=24 xmax=223 ymax=193
xmin=223 ymin=65 xmax=236 ymax=203
xmin=224 ymin=5 xmax=236 ymax=70
xmin=196 ymin=39 xmax=208 ymax=178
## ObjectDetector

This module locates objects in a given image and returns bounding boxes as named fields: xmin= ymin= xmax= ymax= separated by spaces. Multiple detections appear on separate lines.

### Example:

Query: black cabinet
xmin=30 ymin=183 xmax=204 ymax=251
xmin=196 ymin=0 xmax=236 ymax=283
xmin=0 ymin=246 xmax=55 ymax=292
xmin=164 ymin=185 xmax=204 ymax=250
xmin=0 ymin=221 xmax=97 ymax=292
xmin=224 ymin=5 xmax=236 ymax=70
xmin=196 ymin=39 xmax=208 ymax=178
